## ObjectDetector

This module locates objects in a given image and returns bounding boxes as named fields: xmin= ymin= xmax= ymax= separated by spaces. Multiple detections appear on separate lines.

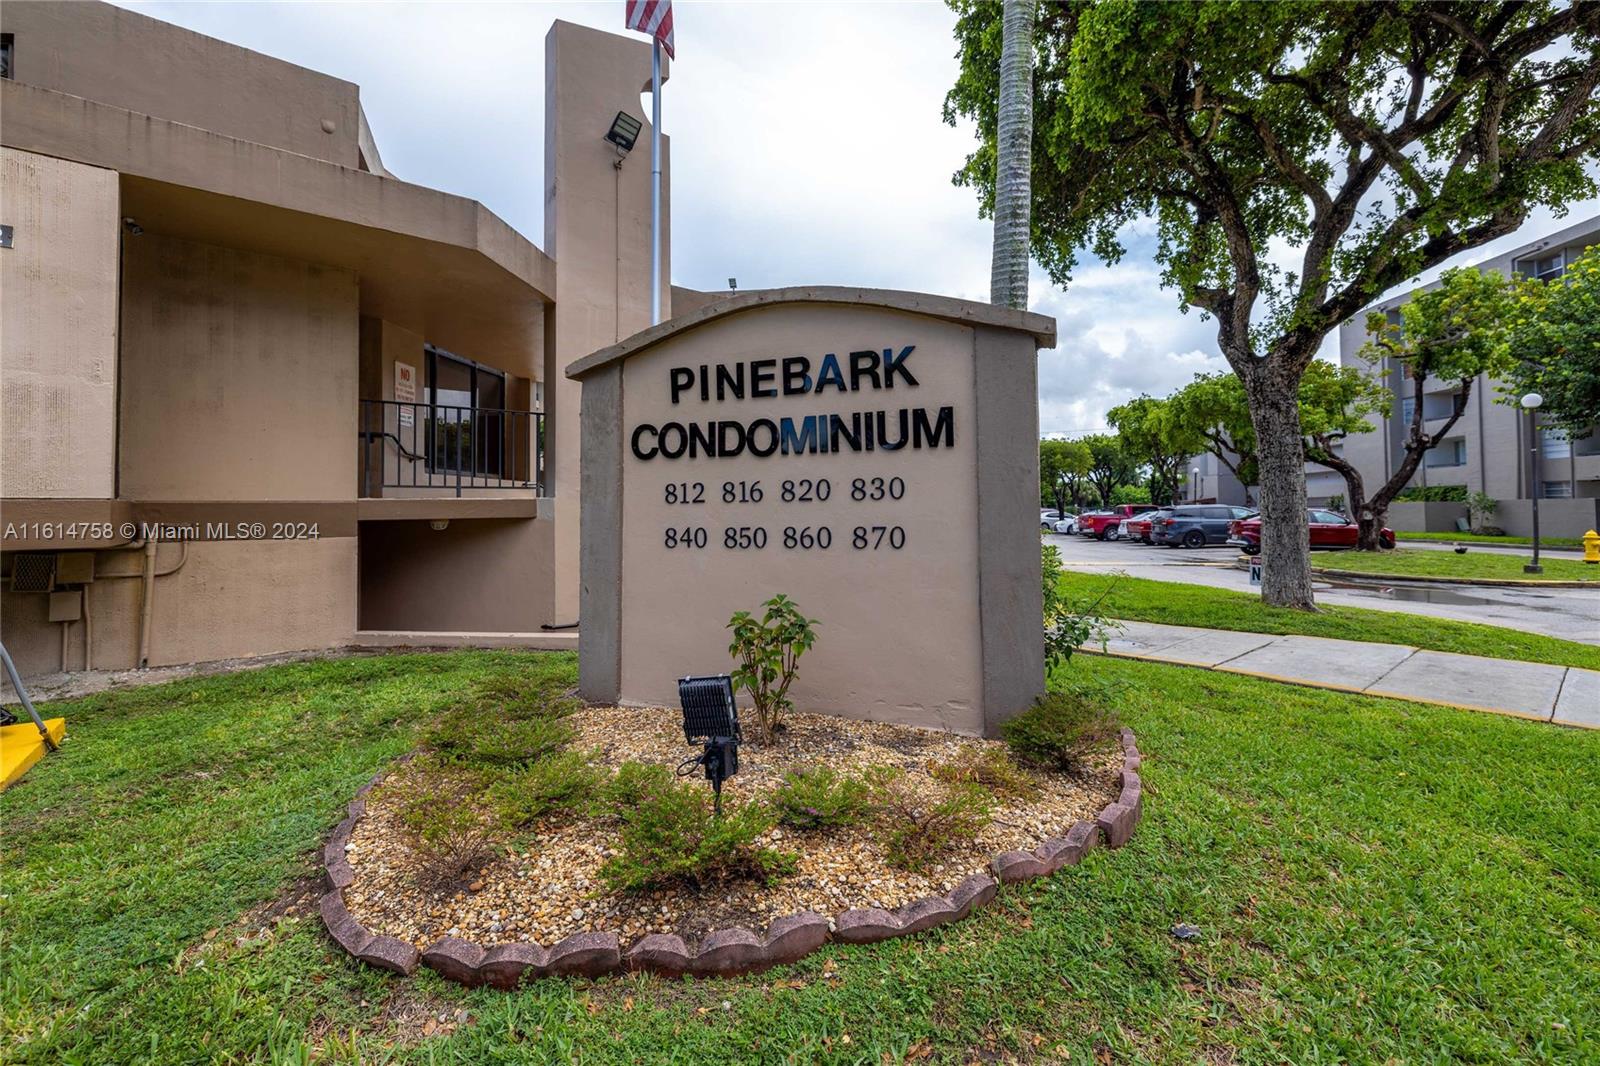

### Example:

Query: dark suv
xmin=1152 ymin=505 xmax=1257 ymax=548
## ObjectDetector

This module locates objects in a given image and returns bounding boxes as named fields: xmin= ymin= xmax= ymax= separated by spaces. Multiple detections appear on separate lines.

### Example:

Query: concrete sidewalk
xmin=1088 ymin=620 xmax=1598 ymax=729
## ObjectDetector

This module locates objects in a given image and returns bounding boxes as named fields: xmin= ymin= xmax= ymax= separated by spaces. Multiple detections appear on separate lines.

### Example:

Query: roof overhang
xmin=2 ymin=79 xmax=555 ymax=363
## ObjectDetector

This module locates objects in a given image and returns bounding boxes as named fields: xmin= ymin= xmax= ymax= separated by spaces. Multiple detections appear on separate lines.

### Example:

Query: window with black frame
xmin=425 ymin=346 xmax=506 ymax=480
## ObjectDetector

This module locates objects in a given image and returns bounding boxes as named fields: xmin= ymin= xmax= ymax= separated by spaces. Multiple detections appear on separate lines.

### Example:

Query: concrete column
xmin=543 ymin=21 xmax=671 ymax=623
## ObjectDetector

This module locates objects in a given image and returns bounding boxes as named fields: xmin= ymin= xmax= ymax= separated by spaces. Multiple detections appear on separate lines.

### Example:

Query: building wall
xmin=0 ymin=1 xmax=361 ymax=168
xmin=1 ymin=537 xmax=355 ymax=676
xmin=118 ymin=232 xmax=359 ymax=501
xmin=0 ymin=148 xmax=120 ymax=499
xmin=358 ymin=517 xmax=554 ymax=632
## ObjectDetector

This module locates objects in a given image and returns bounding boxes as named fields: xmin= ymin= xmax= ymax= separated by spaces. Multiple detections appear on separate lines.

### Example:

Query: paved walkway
xmin=1089 ymin=620 xmax=1598 ymax=730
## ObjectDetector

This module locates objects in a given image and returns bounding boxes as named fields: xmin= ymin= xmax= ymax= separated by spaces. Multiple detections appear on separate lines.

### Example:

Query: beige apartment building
xmin=0 ymin=3 xmax=678 ymax=679
xmin=1313 ymin=215 xmax=1600 ymax=536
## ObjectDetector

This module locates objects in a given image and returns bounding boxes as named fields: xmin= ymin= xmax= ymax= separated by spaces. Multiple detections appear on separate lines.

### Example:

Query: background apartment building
xmin=1 ymin=3 xmax=673 ymax=680
xmin=1327 ymin=215 xmax=1600 ymax=536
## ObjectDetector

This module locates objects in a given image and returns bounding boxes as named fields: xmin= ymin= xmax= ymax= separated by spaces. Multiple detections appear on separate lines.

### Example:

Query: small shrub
xmin=864 ymin=766 xmax=994 ymax=871
xmin=426 ymin=705 xmax=572 ymax=768
xmin=727 ymin=594 xmax=819 ymax=745
xmin=387 ymin=761 xmax=501 ymax=883
xmin=486 ymin=749 xmax=601 ymax=827
xmin=1002 ymin=691 xmax=1119 ymax=773
xmin=596 ymin=761 xmax=675 ymax=814
xmin=598 ymin=768 xmax=794 ymax=891
xmin=1042 ymin=551 xmax=1120 ymax=672
xmin=469 ymin=671 xmax=582 ymax=720
xmin=771 ymin=766 xmax=872 ymax=830
xmin=930 ymin=744 xmax=1041 ymax=801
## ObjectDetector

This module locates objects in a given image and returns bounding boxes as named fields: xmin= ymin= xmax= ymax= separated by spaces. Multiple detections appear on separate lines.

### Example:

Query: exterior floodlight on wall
xmin=605 ymin=111 xmax=642 ymax=155
xmin=676 ymin=675 xmax=740 ymax=815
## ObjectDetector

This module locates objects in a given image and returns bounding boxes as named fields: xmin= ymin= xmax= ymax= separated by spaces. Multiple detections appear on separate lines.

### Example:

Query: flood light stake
xmin=676 ymin=675 xmax=741 ymax=816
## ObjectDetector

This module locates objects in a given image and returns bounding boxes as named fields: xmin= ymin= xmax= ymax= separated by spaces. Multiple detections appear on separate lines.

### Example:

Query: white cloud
xmin=113 ymin=1 xmax=1600 ymax=438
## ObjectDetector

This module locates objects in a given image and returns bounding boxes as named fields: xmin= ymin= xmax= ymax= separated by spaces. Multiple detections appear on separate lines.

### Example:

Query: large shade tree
xmin=1107 ymin=394 xmax=1203 ymax=504
xmin=1169 ymin=372 xmax=1259 ymax=490
xmin=1082 ymin=432 xmax=1142 ymax=504
xmin=1040 ymin=437 xmax=1093 ymax=512
xmin=946 ymin=0 xmax=1600 ymax=608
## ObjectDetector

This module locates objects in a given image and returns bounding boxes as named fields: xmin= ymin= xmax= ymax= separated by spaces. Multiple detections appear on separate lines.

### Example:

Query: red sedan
xmin=1228 ymin=508 xmax=1395 ymax=554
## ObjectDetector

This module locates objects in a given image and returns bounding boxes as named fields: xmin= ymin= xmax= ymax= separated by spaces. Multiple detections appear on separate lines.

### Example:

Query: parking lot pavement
xmin=1046 ymin=533 xmax=1600 ymax=646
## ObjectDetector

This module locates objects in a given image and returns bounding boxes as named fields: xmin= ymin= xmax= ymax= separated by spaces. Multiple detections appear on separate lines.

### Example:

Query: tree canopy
xmin=1107 ymin=394 xmax=1203 ymax=504
xmin=1498 ymin=246 xmax=1600 ymax=437
xmin=947 ymin=0 xmax=1600 ymax=606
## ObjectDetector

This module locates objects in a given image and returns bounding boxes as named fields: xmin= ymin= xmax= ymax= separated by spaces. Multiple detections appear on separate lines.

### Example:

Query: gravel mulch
xmin=343 ymin=706 xmax=1120 ymax=950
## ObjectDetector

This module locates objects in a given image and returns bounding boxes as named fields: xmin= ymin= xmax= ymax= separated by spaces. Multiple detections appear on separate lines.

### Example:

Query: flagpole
xmin=650 ymin=37 xmax=662 ymax=326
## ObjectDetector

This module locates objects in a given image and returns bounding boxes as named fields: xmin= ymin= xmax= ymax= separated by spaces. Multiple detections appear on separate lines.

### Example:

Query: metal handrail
xmin=359 ymin=399 xmax=543 ymax=498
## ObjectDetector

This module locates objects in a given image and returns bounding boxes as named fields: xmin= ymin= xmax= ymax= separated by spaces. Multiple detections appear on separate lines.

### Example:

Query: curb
xmin=1307 ymin=566 xmax=1595 ymax=589
xmin=319 ymin=729 xmax=1146 ymax=986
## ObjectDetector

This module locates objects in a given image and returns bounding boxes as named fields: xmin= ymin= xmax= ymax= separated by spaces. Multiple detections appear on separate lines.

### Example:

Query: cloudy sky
xmin=118 ymin=1 xmax=1597 ymax=436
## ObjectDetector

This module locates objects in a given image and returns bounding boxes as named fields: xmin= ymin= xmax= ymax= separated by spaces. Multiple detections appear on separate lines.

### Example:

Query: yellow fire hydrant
xmin=1584 ymin=529 xmax=1600 ymax=564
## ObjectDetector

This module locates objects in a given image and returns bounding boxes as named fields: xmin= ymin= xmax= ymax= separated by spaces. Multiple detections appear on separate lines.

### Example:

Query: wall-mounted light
xmin=122 ymin=217 xmax=144 ymax=236
xmin=605 ymin=111 xmax=642 ymax=155
xmin=429 ymin=519 xmax=450 ymax=532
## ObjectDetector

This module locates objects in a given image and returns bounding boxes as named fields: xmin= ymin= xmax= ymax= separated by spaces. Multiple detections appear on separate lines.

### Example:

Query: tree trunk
xmin=989 ymin=0 xmax=1034 ymax=310
xmin=1244 ymin=371 xmax=1316 ymax=609
xmin=1359 ymin=375 xmax=1475 ymax=550
xmin=1307 ymin=446 xmax=1372 ymax=548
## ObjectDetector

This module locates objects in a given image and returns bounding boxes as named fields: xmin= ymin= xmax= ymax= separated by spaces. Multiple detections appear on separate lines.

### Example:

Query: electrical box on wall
xmin=48 ymin=590 xmax=83 ymax=623
xmin=55 ymin=553 xmax=95 ymax=584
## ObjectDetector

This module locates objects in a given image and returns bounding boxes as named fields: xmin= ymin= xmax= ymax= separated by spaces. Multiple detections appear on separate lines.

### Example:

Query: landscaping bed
xmin=321 ymin=688 xmax=1139 ymax=979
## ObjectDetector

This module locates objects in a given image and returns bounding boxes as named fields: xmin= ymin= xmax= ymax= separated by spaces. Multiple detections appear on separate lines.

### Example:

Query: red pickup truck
xmin=1077 ymin=504 xmax=1158 ymax=540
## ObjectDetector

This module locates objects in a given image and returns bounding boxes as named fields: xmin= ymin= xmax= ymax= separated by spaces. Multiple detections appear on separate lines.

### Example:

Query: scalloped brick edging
xmin=318 ymin=728 xmax=1146 ymax=985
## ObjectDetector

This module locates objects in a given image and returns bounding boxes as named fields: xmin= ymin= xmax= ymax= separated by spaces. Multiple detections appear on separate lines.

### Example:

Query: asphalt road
xmin=1045 ymin=532 xmax=1600 ymax=646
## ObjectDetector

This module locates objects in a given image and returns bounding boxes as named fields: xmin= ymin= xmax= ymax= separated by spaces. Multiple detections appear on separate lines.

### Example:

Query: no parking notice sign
xmin=1248 ymin=555 xmax=1262 ymax=586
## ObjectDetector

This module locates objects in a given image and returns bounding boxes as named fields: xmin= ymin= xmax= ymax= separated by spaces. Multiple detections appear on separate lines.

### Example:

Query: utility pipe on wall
xmin=139 ymin=539 xmax=158 ymax=668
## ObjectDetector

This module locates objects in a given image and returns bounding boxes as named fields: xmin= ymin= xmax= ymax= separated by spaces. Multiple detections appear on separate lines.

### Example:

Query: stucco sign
xmin=567 ymin=289 xmax=1055 ymax=737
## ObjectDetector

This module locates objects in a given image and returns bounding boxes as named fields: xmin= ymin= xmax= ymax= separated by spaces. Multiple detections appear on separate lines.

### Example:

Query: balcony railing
xmin=359 ymin=399 xmax=543 ymax=497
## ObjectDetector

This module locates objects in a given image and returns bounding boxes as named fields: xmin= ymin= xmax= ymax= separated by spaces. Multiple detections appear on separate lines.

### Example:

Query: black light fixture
xmin=605 ymin=111 xmax=643 ymax=155
xmin=676 ymin=675 xmax=740 ymax=815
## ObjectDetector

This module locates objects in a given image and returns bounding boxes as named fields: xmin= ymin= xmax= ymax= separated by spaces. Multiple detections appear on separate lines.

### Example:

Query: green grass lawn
xmin=1396 ymin=530 xmax=1586 ymax=549
xmin=1060 ymin=571 xmax=1600 ymax=671
xmin=3 ymin=651 xmax=1597 ymax=1064
xmin=1312 ymin=546 xmax=1600 ymax=583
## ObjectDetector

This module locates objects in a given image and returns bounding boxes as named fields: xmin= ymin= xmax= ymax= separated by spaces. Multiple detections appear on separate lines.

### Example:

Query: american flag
xmin=625 ymin=0 xmax=675 ymax=59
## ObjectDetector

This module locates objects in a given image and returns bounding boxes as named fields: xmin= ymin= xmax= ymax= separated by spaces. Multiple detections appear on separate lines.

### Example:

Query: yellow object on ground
xmin=0 ymin=718 xmax=65 ymax=790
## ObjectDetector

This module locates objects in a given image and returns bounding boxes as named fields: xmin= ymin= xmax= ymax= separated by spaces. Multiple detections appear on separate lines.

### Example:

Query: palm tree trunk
xmin=990 ymin=0 xmax=1035 ymax=310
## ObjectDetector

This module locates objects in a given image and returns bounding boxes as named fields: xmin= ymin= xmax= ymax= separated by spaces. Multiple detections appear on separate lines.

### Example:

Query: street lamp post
xmin=1522 ymin=392 xmax=1544 ymax=575
xmin=1191 ymin=466 xmax=1201 ymax=504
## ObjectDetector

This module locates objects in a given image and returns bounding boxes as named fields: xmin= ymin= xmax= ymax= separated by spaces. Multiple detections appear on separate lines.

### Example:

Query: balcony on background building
xmin=358 ymin=399 xmax=543 ymax=498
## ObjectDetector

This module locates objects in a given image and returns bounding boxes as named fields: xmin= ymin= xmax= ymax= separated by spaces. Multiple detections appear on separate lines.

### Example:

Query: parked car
xmin=1078 ymin=504 xmax=1158 ymax=540
xmin=1152 ymin=505 xmax=1258 ymax=548
xmin=1227 ymin=509 xmax=1396 ymax=554
xmin=1040 ymin=508 xmax=1070 ymax=530
xmin=1122 ymin=509 xmax=1171 ymax=544
xmin=1051 ymin=514 xmax=1078 ymax=534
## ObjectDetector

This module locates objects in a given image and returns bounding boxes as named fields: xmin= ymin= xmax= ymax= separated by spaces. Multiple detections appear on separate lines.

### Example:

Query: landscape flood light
xmin=605 ymin=111 xmax=642 ymax=155
xmin=676 ymin=675 xmax=740 ymax=815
